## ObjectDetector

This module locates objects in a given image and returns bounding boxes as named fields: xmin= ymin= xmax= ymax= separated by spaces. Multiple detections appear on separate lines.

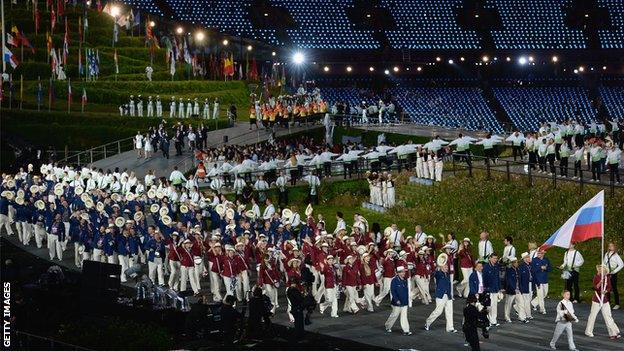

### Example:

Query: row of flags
xmin=1 ymin=74 xmax=87 ymax=111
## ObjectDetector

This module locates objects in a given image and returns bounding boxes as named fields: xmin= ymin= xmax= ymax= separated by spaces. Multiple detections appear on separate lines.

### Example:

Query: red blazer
xmin=209 ymin=253 xmax=224 ymax=274
xmin=234 ymin=253 xmax=249 ymax=272
xmin=167 ymin=242 xmax=180 ymax=262
xmin=322 ymin=265 xmax=336 ymax=289
xmin=360 ymin=259 xmax=377 ymax=285
xmin=177 ymin=246 xmax=195 ymax=267
xmin=342 ymin=264 xmax=360 ymax=286
xmin=221 ymin=256 xmax=238 ymax=277
xmin=592 ymin=274 xmax=612 ymax=303
xmin=381 ymin=257 xmax=396 ymax=278
xmin=459 ymin=249 xmax=475 ymax=269
xmin=259 ymin=262 xmax=279 ymax=286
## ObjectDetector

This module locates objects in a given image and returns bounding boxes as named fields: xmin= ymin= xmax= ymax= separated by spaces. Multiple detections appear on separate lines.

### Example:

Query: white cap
xmin=396 ymin=266 xmax=405 ymax=273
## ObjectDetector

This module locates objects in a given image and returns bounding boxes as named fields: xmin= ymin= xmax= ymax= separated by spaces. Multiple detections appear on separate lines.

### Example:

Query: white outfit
xmin=550 ymin=299 xmax=578 ymax=350
xmin=425 ymin=294 xmax=454 ymax=331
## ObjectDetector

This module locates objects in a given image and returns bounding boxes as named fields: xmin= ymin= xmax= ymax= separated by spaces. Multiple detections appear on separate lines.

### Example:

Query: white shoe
xmin=614 ymin=305 xmax=620 ymax=310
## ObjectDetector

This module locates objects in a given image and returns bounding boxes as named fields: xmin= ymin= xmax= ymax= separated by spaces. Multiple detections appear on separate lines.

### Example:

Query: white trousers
xmin=489 ymin=293 xmax=499 ymax=324
xmin=385 ymin=306 xmax=409 ymax=332
xmin=416 ymin=159 xmax=423 ymax=178
xmin=193 ymin=257 xmax=204 ymax=287
xmin=531 ymin=283 xmax=549 ymax=313
xmin=363 ymin=284 xmax=375 ymax=311
xmin=521 ymin=293 xmax=532 ymax=319
xmin=47 ymin=234 xmax=62 ymax=260
xmin=210 ymin=271 xmax=223 ymax=301
xmin=505 ymin=294 xmax=527 ymax=321
xmin=415 ymin=275 xmax=432 ymax=304
xmin=458 ymin=268 xmax=472 ymax=297
xmin=19 ymin=222 xmax=32 ymax=245
xmin=148 ymin=260 xmax=165 ymax=285
xmin=0 ymin=214 xmax=14 ymax=235
xmin=551 ymin=322 xmax=576 ymax=350
xmin=426 ymin=295 xmax=454 ymax=331
xmin=73 ymin=242 xmax=83 ymax=267
xmin=236 ymin=271 xmax=250 ymax=301
xmin=263 ymin=284 xmax=279 ymax=313
xmin=181 ymin=265 xmax=200 ymax=294
xmin=343 ymin=286 xmax=361 ymax=313
xmin=168 ymin=261 xmax=181 ymax=290
xmin=428 ymin=161 xmax=435 ymax=180
xmin=435 ymin=161 xmax=443 ymax=181
xmin=92 ymin=248 xmax=105 ymax=263
xmin=34 ymin=225 xmax=46 ymax=248
xmin=223 ymin=276 xmax=238 ymax=298
xmin=586 ymin=301 xmax=620 ymax=337
xmin=374 ymin=277 xmax=393 ymax=305
xmin=319 ymin=287 xmax=338 ymax=317
xmin=119 ymin=254 xmax=130 ymax=282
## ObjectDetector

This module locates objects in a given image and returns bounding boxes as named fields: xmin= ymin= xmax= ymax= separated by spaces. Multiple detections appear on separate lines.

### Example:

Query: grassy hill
xmin=257 ymin=170 xmax=623 ymax=300
xmin=1 ymin=4 xmax=256 ymax=170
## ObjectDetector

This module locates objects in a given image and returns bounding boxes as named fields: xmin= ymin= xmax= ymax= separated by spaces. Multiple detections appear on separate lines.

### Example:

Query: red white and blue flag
xmin=541 ymin=191 xmax=604 ymax=250
xmin=3 ymin=46 xmax=19 ymax=69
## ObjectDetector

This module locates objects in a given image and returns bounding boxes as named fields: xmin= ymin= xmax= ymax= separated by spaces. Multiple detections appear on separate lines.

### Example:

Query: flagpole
xmin=601 ymin=190 xmax=606 ymax=306
xmin=67 ymin=78 xmax=71 ymax=114
xmin=19 ymin=74 xmax=23 ymax=110
xmin=1 ymin=0 xmax=6 ymax=73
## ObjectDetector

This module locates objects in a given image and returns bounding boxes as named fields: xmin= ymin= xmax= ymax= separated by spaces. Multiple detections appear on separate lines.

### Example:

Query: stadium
xmin=0 ymin=1 xmax=623 ymax=351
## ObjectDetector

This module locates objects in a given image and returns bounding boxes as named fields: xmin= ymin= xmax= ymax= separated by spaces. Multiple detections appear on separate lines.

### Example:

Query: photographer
xmin=287 ymin=277 xmax=305 ymax=339
xmin=220 ymin=295 xmax=242 ymax=344
xmin=247 ymin=286 xmax=274 ymax=339
xmin=463 ymin=294 xmax=483 ymax=351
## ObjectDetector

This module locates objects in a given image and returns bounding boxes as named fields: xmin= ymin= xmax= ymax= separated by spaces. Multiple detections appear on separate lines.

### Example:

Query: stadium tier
xmin=381 ymin=0 xmax=480 ymax=49
xmin=323 ymin=86 xmax=504 ymax=132
xmin=493 ymin=87 xmax=597 ymax=131
xmin=126 ymin=0 xmax=624 ymax=49
xmin=599 ymin=86 xmax=624 ymax=119
xmin=488 ymin=0 xmax=586 ymax=49
xmin=599 ymin=0 xmax=624 ymax=49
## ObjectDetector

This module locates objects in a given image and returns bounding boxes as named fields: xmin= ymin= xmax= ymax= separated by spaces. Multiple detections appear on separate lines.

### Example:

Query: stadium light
xmin=482 ymin=55 xmax=489 ymax=62
xmin=195 ymin=31 xmax=205 ymax=42
xmin=460 ymin=57 xmax=465 ymax=61
xmin=506 ymin=56 xmax=511 ymax=62
xmin=271 ymin=51 xmax=276 ymax=56
xmin=369 ymin=66 xmax=375 ymax=72
xmin=247 ymin=45 xmax=253 ymax=51
xmin=346 ymin=66 xmax=353 ymax=72
xmin=264 ymin=13 xmax=269 ymax=17
xmin=384 ymin=69 xmax=390 ymax=75
xmin=573 ymin=69 xmax=579 ymax=74
xmin=528 ymin=55 xmax=534 ymax=62
xmin=578 ymin=66 xmax=585 ymax=72
xmin=603 ymin=66 xmax=607 ymax=70
xmin=292 ymin=52 xmax=305 ymax=65
xmin=518 ymin=56 xmax=527 ymax=65
xmin=416 ymin=66 xmax=422 ymax=72
xmin=323 ymin=66 xmax=330 ymax=72
xmin=393 ymin=66 xmax=399 ymax=72
xmin=86 ymin=0 xmax=91 ymax=6
xmin=222 ymin=39 xmax=229 ymax=46
xmin=435 ymin=56 xmax=442 ymax=62
xmin=110 ymin=5 xmax=120 ymax=17
xmin=448 ymin=59 xmax=454 ymax=64
xmin=551 ymin=55 xmax=558 ymax=63
xmin=148 ymin=21 xmax=156 ymax=28
xmin=176 ymin=27 xmax=184 ymax=35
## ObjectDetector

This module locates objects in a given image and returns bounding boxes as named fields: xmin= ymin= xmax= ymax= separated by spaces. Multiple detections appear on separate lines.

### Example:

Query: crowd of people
xmin=0 ymin=158 xmax=622 ymax=349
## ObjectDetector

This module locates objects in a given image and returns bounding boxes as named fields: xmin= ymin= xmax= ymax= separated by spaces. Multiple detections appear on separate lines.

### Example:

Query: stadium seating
xmin=493 ymin=87 xmax=597 ymax=131
xmin=381 ymin=0 xmax=481 ymax=49
xmin=488 ymin=0 xmax=586 ymax=49
xmin=131 ymin=0 xmax=164 ymax=18
xmin=599 ymin=0 xmax=624 ymax=49
xmin=391 ymin=87 xmax=503 ymax=132
xmin=323 ymin=86 xmax=503 ymax=132
xmin=273 ymin=0 xmax=379 ymax=49
xmin=599 ymin=86 xmax=624 ymax=119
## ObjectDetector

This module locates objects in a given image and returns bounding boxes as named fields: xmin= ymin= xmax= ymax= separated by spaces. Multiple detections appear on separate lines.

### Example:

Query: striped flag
xmin=114 ymin=49 xmax=119 ymax=74
xmin=540 ymin=191 xmax=604 ymax=250
xmin=3 ymin=46 xmax=19 ymax=69
xmin=67 ymin=80 xmax=72 ymax=106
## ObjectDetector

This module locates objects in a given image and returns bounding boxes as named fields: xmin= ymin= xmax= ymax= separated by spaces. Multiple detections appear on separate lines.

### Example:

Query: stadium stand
xmin=488 ymin=0 xmax=587 ymax=49
xmin=493 ymin=87 xmax=597 ymax=131
xmin=273 ymin=0 xmax=379 ymax=49
xmin=599 ymin=86 xmax=624 ymax=119
xmin=381 ymin=0 xmax=481 ymax=49
xmin=598 ymin=0 xmax=624 ymax=49
xmin=132 ymin=0 xmax=165 ymax=18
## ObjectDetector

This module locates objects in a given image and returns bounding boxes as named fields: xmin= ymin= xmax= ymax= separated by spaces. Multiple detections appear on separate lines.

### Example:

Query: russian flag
xmin=541 ymin=191 xmax=604 ymax=250
xmin=3 ymin=46 xmax=19 ymax=69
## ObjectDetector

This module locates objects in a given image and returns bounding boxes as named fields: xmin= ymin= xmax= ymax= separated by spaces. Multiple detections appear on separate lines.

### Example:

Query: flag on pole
xmin=78 ymin=48 xmax=84 ymax=76
xmin=81 ymin=88 xmax=87 ymax=105
xmin=78 ymin=16 xmax=83 ymax=43
xmin=51 ymin=6 xmax=57 ymax=33
xmin=540 ymin=191 xmax=604 ymax=250
xmin=63 ymin=19 xmax=70 ymax=65
xmin=46 ymin=31 xmax=53 ymax=54
xmin=133 ymin=10 xmax=141 ymax=28
xmin=67 ymin=80 xmax=73 ymax=106
xmin=3 ymin=46 xmax=20 ymax=69
xmin=169 ymin=48 xmax=176 ymax=77
xmin=7 ymin=34 xmax=18 ymax=47
xmin=37 ymin=79 xmax=43 ymax=106
xmin=35 ymin=9 xmax=41 ymax=34
xmin=113 ymin=49 xmax=119 ymax=74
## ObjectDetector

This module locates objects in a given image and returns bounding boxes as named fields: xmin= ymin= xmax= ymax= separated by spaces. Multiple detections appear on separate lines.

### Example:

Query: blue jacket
xmin=48 ymin=221 xmax=66 ymax=241
xmin=483 ymin=262 xmax=501 ymax=293
xmin=531 ymin=257 xmax=551 ymax=285
xmin=468 ymin=270 xmax=482 ymax=295
xmin=390 ymin=276 xmax=409 ymax=306
xmin=434 ymin=270 xmax=452 ymax=299
xmin=146 ymin=238 xmax=166 ymax=262
xmin=505 ymin=267 xmax=521 ymax=295
xmin=518 ymin=263 xmax=531 ymax=294
xmin=0 ymin=198 xmax=9 ymax=216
